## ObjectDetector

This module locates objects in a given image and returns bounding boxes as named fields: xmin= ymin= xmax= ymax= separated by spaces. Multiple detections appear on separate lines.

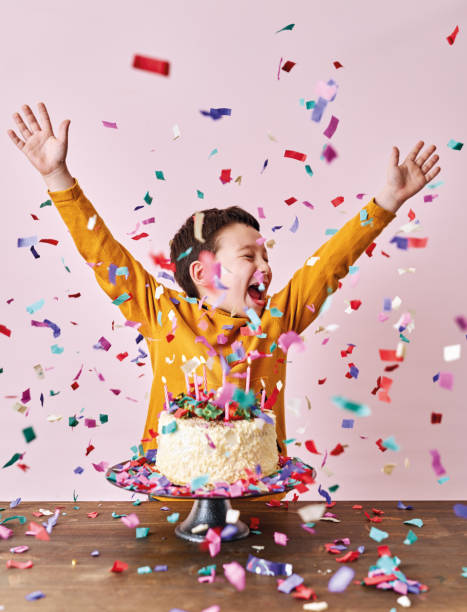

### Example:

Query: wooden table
xmin=0 ymin=500 xmax=466 ymax=611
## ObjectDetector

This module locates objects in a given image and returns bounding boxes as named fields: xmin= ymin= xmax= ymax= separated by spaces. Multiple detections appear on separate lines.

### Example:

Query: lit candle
xmin=245 ymin=357 xmax=251 ymax=393
xmin=181 ymin=355 xmax=189 ymax=394
xmin=260 ymin=378 xmax=266 ymax=411
xmin=161 ymin=376 xmax=170 ymax=410
xmin=222 ymin=366 xmax=226 ymax=389
xmin=202 ymin=364 xmax=208 ymax=394
xmin=225 ymin=401 xmax=229 ymax=421
xmin=193 ymin=369 xmax=200 ymax=401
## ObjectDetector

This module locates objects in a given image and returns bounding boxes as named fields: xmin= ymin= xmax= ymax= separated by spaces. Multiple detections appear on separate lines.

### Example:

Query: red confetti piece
xmin=249 ymin=517 xmax=260 ymax=529
xmin=28 ymin=522 xmax=49 ymax=541
xmin=85 ymin=444 xmax=95 ymax=456
xmin=116 ymin=352 xmax=128 ymax=361
xmin=6 ymin=559 xmax=33 ymax=569
xmin=132 ymin=54 xmax=170 ymax=76
xmin=110 ymin=560 xmax=129 ymax=573
xmin=285 ymin=197 xmax=297 ymax=206
xmin=220 ymin=169 xmax=232 ymax=184
xmin=372 ymin=508 xmax=384 ymax=515
xmin=431 ymin=412 xmax=442 ymax=424
xmin=70 ymin=381 xmax=79 ymax=391
xmin=365 ymin=242 xmax=376 ymax=257
xmin=378 ymin=545 xmax=392 ymax=557
xmin=381 ymin=250 xmax=391 ymax=258
xmin=364 ymin=573 xmax=397 ymax=586
xmin=131 ymin=233 xmax=149 ymax=240
xmin=305 ymin=440 xmax=321 ymax=455
xmin=379 ymin=349 xmax=404 ymax=362
xmin=0 ymin=324 xmax=12 ymax=337
xmin=333 ymin=61 xmax=343 ymax=69
xmin=376 ymin=438 xmax=387 ymax=452
xmin=408 ymin=209 xmax=416 ymax=221
xmin=407 ymin=236 xmax=428 ymax=248
xmin=336 ymin=550 xmax=360 ymax=563
xmin=166 ymin=334 xmax=175 ymax=343
xmin=30 ymin=214 xmax=39 ymax=221
xmin=364 ymin=511 xmax=382 ymax=523
xmin=331 ymin=196 xmax=344 ymax=207
xmin=284 ymin=150 xmax=307 ymax=162
xmin=446 ymin=25 xmax=460 ymax=45
xmin=68 ymin=292 xmax=81 ymax=298
xmin=352 ymin=504 xmax=363 ymax=510
xmin=281 ymin=60 xmax=296 ymax=72
xmin=150 ymin=252 xmax=176 ymax=271
xmin=292 ymin=584 xmax=316 ymax=600
xmin=39 ymin=238 xmax=59 ymax=245
xmin=264 ymin=386 xmax=279 ymax=410
xmin=87 ymin=512 xmax=99 ymax=519
xmin=350 ymin=300 xmax=362 ymax=310
xmin=318 ymin=378 xmax=327 ymax=385
xmin=330 ymin=443 xmax=345 ymax=456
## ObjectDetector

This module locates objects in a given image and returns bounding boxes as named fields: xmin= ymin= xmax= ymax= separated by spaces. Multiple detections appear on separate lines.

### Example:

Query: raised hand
xmin=376 ymin=141 xmax=441 ymax=212
xmin=7 ymin=103 xmax=71 ymax=177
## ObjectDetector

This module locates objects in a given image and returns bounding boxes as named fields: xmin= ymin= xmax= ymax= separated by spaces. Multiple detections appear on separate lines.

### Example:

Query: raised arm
xmin=7 ymin=102 xmax=160 ymax=337
xmin=270 ymin=141 xmax=441 ymax=334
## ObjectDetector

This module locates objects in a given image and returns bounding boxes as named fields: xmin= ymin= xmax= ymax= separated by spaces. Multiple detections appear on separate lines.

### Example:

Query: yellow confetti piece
xmin=382 ymin=463 xmax=397 ymax=475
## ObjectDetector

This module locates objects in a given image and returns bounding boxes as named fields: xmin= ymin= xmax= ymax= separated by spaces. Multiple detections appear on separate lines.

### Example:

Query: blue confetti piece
xmin=325 ymin=228 xmax=338 ymax=235
xmin=261 ymin=159 xmax=268 ymax=174
xmin=341 ymin=419 xmax=354 ymax=428
xmin=311 ymin=97 xmax=327 ymax=122
xmin=26 ymin=298 xmax=45 ymax=314
xmin=191 ymin=474 xmax=210 ymax=491
xmin=18 ymin=235 xmax=38 ymax=248
xmin=30 ymin=245 xmax=40 ymax=259
xmin=360 ymin=209 xmax=368 ymax=221
xmin=271 ymin=226 xmax=283 ymax=232
xmin=289 ymin=216 xmax=299 ymax=233
xmin=390 ymin=235 xmax=409 ymax=250
xmin=318 ymin=484 xmax=331 ymax=504
xmin=433 ymin=372 xmax=440 ymax=382
xmin=158 ymin=271 xmax=175 ymax=283
xmin=369 ymin=526 xmax=389 ymax=542
xmin=166 ymin=512 xmax=180 ymax=523
xmin=108 ymin=263 xmax=117 ymax=285
xmin=25 ymin=591 xmax=45 ymax=601
xmin=74 ymin=466 xmax=84 ymax=474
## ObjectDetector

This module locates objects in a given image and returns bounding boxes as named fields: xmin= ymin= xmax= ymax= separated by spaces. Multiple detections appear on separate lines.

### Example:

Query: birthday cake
xmin=155 ymin=389 xmax=279 ymax=487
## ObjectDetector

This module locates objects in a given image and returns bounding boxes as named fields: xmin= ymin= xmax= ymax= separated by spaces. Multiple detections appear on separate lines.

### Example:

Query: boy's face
xmin=205 ymin=222 xmax=272 ymax=317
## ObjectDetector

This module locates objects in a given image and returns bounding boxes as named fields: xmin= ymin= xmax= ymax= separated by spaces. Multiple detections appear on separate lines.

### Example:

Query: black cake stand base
xmin=172 ymin=498 xmax=249 ymax=542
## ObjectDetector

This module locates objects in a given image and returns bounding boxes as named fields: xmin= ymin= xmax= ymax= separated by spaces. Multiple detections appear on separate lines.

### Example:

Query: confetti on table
xmin=446 ymin=25 xmax=460 ymax=45
xmin=453 ymin=504 xmax=467 ymax=518
xmin=369 ymin=526 xmax=389 ymax=542
xmin=25 ymin=591 xmax=45 ymax=601
xmin=132 ymin=54 xmax=170 ymax=76
xmin=403 ymin=529 xmax=418 ymax=545
xmin=223 ymin=561 xmax=246 ymax=590
xmin=403 ymin=518 xmax=423 ymax=528
xmin=110 ymin=560 xmax=128 ymax=573
xmin=327 ymin=566 xmax=355 ymax=592
xmin=274 ymin=531 xmax=288 ymax=546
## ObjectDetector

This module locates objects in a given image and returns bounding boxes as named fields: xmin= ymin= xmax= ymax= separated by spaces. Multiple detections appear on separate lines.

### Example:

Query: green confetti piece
xmin=167 ymin=512 xmax=180 ymax=523
xmin=208 ymin=148 xmax=218 ymax=159
xmin=2 ymin=453 xmax=22 ymax=468
xmin=447 ymin=139 xmax=464 ymax=151
xmin=325 ymin=228 xmax=338 ymax=235
xmin=197 ymin=190 xmax=204 ymax=199
xmin=144 ymin=191 xmax=153 ymax=204
xmin=99 ymin=414 xmax=108 ymax=424
xmin=177 ymin=246 xmax=193 ymax=261
xmin=305 ymin=165 xmax=314 ymax=177
xmin=136 ymin=527 xmax=150 ymax=539
xmin=40 ymin=199 xmax=52 ymax=208
xmin=282 ymin=438 xmax=296 ymax=445
xmin=191 ymin=474 xmax=210 ymax=491
xmin=427 ymin=180 xmax=444 ymax=189
xmin=276 ymin=23 xmax=295 ymax=33
xmin=49 ymin=390 xmax=60 ymax=396
xmin=404 ymin=518 xmax=423 ymax=528
xmin=369 ymin=526 xmax=389 ymax=542
xmin=155 ymin=170 xmax=166 ymax=180
xmin=22 ymin=427 xmax=36 ymax=443
xmin=438 ymin=475 xmax=450 ymax=484
xmin=162 ymin=421 xmax=177 ymax=434
xmin=51 ymin=344 xmax=64 ymax=354
xmin=0 ymin=368 xmax=3 ymax=374
xmin=299 ymin=98 xmax=305 ymax=106
xmin=232 ymin=387 xmax=256 ymax=410
xmin=381 ymin=435 xmax=400 ymax=451
xmin=112 ymin=512 xmax=127 ymax=519
xmin=331 ymin=395 xmax=371 ymax=417
xmin=329 ymin=484 xmax=339 ymax=492
xmin=112 ymin=292 xmax=131 ymax=306
xmin=305 ymin=100 xmax=315 ymax=109
xmin=270 ymin=307 xmax=283 ymax=317
xmin=133 ymin=499 xmax=142 ymax=506
xmin=403 ymin=529 xmax=418 ymax=545
xmin=400 ymin=333 xmax=410 ymax=343
xmin=69 ymin=416 xmax=79 ymax=428
xmin=270 ymin=341 xmax=277 ymax=352
xmin=137 ymin=565 xmax=152 ymax=574
xmin=26 ymin=298 xmax=45 ymax=314
xmin=348 ymin=266 xmax=359 ymax=274
xmin=198 ymin=565 xmax=216 ymax=576
xmin=1 ymin=515 xmax=27 ymax=525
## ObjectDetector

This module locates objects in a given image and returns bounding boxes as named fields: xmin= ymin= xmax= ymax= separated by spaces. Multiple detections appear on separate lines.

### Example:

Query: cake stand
xmin=105 ymin=457 xmax=316 ymax=543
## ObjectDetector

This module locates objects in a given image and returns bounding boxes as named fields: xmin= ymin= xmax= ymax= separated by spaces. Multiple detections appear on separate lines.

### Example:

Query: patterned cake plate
xmin=105 ymin=455 xmax=316 ymax=542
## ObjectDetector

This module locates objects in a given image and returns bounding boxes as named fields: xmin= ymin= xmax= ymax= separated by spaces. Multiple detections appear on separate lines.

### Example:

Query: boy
xmin=8 ymin=103 xmax=441 ymax=478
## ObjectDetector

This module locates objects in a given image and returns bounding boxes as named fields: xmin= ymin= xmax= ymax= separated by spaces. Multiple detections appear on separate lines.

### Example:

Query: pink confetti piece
xmin=258 ymin=207 xmax=266 ymax=219
xmin=278 ymin=330 xmax=305 ymax=353
xmin=274 ymin=531 xmax=288 ymax=546
xmin=121 ymin=513 xmax=140 ymax=528
xmin=223 ymin=561 xmax=246 ymax=591
xmin=429 ymin=449 xmax=447 ymax=477
xmin=205 ymin=528 xmax=221 ymax=558
xmin=0 ymin=526 xmax=14 ymax=540
xmin=302 ymin=200 xmax=315 ymax=209
xmin=439 ymin=372 xmax=453 ymax=390
xmin=277 ymin=57 xmax=283 ymax=80
xmin=92 ymin=461 xmax=109 ymax=472
xmin=323 ymin=144 xmax=338 ymax=163
xmin=102 ymin=120 xmax=118 ymax=129
xmin=323 ymin=115 xmax=339 ymax=138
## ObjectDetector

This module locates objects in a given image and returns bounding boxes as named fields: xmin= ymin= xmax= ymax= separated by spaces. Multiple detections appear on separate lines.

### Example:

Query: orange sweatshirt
xmin=49 ymin=180 xmax=395 ymax=499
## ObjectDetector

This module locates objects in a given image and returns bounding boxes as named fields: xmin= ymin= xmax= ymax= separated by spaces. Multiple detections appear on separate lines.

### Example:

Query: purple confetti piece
xmin=91 ymin=550 xmax=100 ymax=556
xmin=390 ymin=235 xmax=409 ymax=250
xmin=342 ymin=419 xmax=354 ymax=429
xmin=10 ymin=497 xmax=21 ymax=508
xmin=44 ymin=319 xmax=61 ymax=338
xmin=311 ymin=97 xmax=327 ymax=122
xmin=429 ymin=449 xmax=447 ymax=477
xmin=221 ymin=524 xmax=239 ymax=540
xmin=328 ymin=566 xmax=355 ymax=592
xmin=246 ymin=554 xmax=292 ymax=576
xmin=102 ymin=120 xmax=117 ymax=128
xmin=18 ymin=235 xmax=38 ymax=248
xmin=260 ymin=159 xmax=268 ymax=174
xmin=154 ymin=564 xmax=168 ymax=571
xmin=158 ymin=271 xmax=175 ymax=283
xmin=271 ymin=225 xmax=283 ymax=232
xmin=302 ymin=200 xmax=315 ymax=209
xmin=108 ymin=263 xmax=117 ymax=285
xmin=74 ymin=466 xmax=84 ymax=474
xmin=277 ymin=56 xmax=283 ymax=80
xmin=454 ymin=315 xmax=467 ymax=331
xmin=323 ymin=115 xmax=339 ymax=138
xmin=26 ymin=591 xmax=46 ymax=601
xmin=30 ymin=245 xmax=40 ymax=258
xmin=93 ymin=336 xmax=111 ymax=351
xmin=318 ymin=484 xmax=331 ymax=504
xmin=453 ymin=504 xmax=467 ymax=518
xmin=278 ymin=573 xmax=304 ymax=593
xmin=289 ymin=216 xmax=299 ymax=233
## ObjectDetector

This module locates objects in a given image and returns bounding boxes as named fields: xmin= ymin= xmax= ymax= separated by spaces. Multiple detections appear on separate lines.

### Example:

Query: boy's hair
xmin=170 ymin=206 xmax=260 ymax=297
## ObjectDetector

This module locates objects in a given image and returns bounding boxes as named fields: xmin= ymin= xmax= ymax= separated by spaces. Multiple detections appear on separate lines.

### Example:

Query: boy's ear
xmin=189 ymin=260 xmax=206 ymax=287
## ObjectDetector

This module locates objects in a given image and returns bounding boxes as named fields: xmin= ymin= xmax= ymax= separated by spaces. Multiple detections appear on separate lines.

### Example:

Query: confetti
xmin=276 ymin=23 xmax=295 ymax=33
xmin=323 ymin=115 xmax=339 ymax=138
xmin=281 ymin=60 xmax=296 ymax=72
xmin=223 ymin=561 xmax=245 ymax=590
xmin=327 ymin=566 xmax=355 ymax=592
xmin=447 ymin=138 xmax=463 ymax=150
xmin=446 ymin=25 xmax=460 ymax=45
xmin=284 ymin=149 xmax=307 ymax=162
xmin=132 ymin=54 xmax=170 ymax=76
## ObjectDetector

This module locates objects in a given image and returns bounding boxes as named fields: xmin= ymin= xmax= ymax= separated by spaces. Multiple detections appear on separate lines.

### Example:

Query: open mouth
xmin=247 ymin=283 xmax=267 ymax=306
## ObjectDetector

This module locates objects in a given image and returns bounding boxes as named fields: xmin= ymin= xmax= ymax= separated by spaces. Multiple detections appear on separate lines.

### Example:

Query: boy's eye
xmin=242 ymin=254 xmax=254 ymax=260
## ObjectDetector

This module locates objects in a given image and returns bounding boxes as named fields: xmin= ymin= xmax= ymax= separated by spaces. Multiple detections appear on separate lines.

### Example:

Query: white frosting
xmin=155 ymin=410 xmax=279 ymax=486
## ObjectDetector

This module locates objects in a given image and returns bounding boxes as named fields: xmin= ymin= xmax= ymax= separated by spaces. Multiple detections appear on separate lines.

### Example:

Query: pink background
xmin=1 ymin=0 xmax=466 ymax=501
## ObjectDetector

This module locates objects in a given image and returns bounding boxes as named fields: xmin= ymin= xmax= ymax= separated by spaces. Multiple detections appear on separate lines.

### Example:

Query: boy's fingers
xmin=37 ymin=102 xmax=53 ymax=133
xmin=390 ymin=146 xmax=400 ymax=167
xmin=12 ymin=112 xmax=32 ymax=140
xmin=422 ymin=154 xmax=439 ymax=174
xmin=405 ymin=140 xmax=424 ymax=163
xmin=22 ymin=104 xmax=41 ymax=132
xmin=416 ymin=144 xmax=436 ymax=168
xmin=7 ymin=129 xmax=25 ymax=150
xmin=425 ymin=166 xmax=441 ymax=183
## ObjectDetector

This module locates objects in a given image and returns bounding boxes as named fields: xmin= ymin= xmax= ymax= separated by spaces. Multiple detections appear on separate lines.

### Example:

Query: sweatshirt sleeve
xmin=48 ymin=178 xmax=159 ymax=338
xmin=270 ymin=198 xmax=396 ymax=335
